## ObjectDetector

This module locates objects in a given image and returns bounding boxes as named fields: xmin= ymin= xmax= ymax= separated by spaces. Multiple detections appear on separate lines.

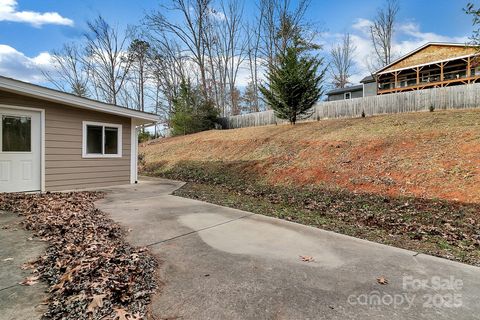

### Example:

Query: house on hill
xmin=374 ymin=42 xmax=480 ymax=95
xmin=326 ymin=42 xmax=480 ymax=100
xmin=326 ymin=76 xmax=377 ymax=101
xmin=325 ymin=85 xmax=362 ymax=101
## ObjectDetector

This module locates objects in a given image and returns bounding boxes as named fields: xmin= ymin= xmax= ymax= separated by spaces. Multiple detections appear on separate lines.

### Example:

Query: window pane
xmin=104 ymin=127 xmax=118 ymax=154
xmin=2 ymin=116 xmax=31 ymax=152
xmin=86 ymin=125 xmax=103 ymax=154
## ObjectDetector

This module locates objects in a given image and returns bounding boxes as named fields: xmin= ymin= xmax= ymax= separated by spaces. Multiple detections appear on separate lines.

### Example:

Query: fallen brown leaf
xmin=377 ymin=276 xmax=389 ymax=285
xmin=300 ymin=255 xmax=314 ymax=262
xmin=87 ymin=294 xmax=107 ymax=313
xmin=113 ymin=308 xmax=130 ymax=320
xmin=21 ymin=262 xmax=35 ymax=270
xmin=19 ymin=276 xmax=39 ymax=286
xmin=0 ymin=192 xmax=158 ymax=319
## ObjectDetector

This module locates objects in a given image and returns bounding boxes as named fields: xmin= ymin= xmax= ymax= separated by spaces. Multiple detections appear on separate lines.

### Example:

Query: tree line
xmin=43 ymin=0 xmax=401 ymax=135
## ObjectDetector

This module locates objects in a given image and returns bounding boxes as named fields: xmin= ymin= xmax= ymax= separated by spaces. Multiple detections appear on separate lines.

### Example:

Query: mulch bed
xmin=0 ymin=192 xmax=158 ymax=320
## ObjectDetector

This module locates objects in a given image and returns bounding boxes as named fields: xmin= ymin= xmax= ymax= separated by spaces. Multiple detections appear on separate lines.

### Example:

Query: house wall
xmin=363 ymin=82 xmax=377 ymax=97
xmin=383 ymin=45 xmax=477 ymax=73
xmin=0 ymin=90 xmax=132 ymax=191
xmin=327 ymin=90 xmax=363 ymax=101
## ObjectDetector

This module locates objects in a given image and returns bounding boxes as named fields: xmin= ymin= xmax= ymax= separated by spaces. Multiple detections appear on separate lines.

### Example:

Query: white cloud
xmin=398 ymin=22 xmax=467 ymax=43
xmin=234 ymin=58 xmax=267 ymax=87
xmin=352 ymin=18 xmax=372 ymax=33
xmin=392 ymin=22 xmax=468 ymax=57
xmin=0 ymin=0 xmax=73 ymax=27
xmin=0 ymin=44 xmax=52 ymax=82
xmin=207 ymin=7 xmax=226 ymax=21
xmin=31 ymin=51 xmax=53 ymax=65
xmin=235 ymin=63 xmax=251 ymax=87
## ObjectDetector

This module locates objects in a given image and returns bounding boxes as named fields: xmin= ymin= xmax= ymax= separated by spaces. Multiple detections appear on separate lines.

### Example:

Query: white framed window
xmin=344 ymin=92 xmax=351 ymax=99
xmin=82 ymin=121 xmax=122 ymax=158
xmin=1 ymin=114 xmax=32 ymax=153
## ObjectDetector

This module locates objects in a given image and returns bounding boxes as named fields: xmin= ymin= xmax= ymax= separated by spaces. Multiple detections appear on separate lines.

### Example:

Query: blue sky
xmin=0 ymin=0 xmax=475 ymax=85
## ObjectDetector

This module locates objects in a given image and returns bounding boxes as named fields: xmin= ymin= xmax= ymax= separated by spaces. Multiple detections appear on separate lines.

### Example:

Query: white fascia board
xmin=0 ymin=76 xmax=159 ymax=122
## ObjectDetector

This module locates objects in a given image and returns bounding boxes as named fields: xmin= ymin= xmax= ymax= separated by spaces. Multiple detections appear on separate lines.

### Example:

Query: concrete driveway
xmin=0 ymin=213 xmax=47 ymax=320
xmin=96 ymin=178 xmax=480 ymax=320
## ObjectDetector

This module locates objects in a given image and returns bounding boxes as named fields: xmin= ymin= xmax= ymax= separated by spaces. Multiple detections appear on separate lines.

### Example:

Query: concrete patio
xmin=0 ymin=213 xmax=47 ymax=320
xmin=96 ymin=178 xmax=480 ymax=320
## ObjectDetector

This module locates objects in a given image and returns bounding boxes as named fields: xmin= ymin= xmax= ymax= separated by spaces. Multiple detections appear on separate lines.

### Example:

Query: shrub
xmin=138 ymin=131 xmax=152 ymax=143
xmin=170 ymin=80 xmax=219 ymax=136
xmin=138 ymin=152 xmax=145 ymax=166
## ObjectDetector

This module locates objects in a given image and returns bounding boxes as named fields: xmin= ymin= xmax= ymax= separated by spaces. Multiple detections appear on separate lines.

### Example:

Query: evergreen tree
xmin=170 ymin=80 xmax=219 ymax=136
xmin=260 ymin=46 xmax=325 ymax=125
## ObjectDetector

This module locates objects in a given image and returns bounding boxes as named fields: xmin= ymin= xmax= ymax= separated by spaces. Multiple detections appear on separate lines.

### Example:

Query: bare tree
xmin=128 ymin=39 xmax=151 ymax=111
xmin=147 ymin=37 xmax=188 ymax=124
xmin=145 ymin=0 xmax=248 ymax=117
xmin=258 ymin=0 xmax=313 ymax=68
xmin=258 ymin=0 xmax=276 ymax=69
xmin=221 ymin=0 xmax=248 ymax=116
xmin=254 ymin=0 xmax=318 ymax=112
xmin=370 ymin=0 xmax=399 ymax=68
xmin=242 ymin=81 xmax=259 ymax=112
xmin=83 ymin=15 xmax=132 ymax=105
xmin=42 ymin=43 xmax=90 ymax=97
xmin=229 ymin=86 xmax=242 ymax=115
xmin=245 ymin=19 xmax=263 ymax=112
xmin=203 ymin=11 xmax=226 ymax=112
xmin=145 ymin=0 xmax=211 ymax=99
xmin=204 ymin=0 xmax=247 ymax=116
xmin=329 ymin=33 xmax=356 ymax=88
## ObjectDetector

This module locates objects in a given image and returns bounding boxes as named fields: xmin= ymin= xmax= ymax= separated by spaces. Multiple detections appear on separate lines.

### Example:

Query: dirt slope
xmin=141 ymin=109 xmax=480 ymax=203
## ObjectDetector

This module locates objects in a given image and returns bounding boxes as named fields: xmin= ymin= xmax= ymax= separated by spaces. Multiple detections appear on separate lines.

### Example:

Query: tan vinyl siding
xmin=0 ymin=90 xmax=132 ymax=191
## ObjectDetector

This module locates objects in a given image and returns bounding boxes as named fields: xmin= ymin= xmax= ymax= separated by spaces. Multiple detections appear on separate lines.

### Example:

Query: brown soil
xmin=141 ymin=109 xmax=480 ymax=203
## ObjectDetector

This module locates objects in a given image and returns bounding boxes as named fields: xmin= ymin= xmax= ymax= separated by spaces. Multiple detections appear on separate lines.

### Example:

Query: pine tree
xmin=260 ymin=46 xmax=325 ymax=125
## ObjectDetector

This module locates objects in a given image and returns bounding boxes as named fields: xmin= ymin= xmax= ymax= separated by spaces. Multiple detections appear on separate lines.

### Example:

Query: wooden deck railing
xmin=378 ymin=75 xmax=480 ymax=95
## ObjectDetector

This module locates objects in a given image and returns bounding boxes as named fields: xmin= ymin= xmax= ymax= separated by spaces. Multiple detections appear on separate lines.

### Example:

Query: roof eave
xmin=326 ymin=85 xmax=363 ymax=95
xmin=373 ymin=42 xmax=476 ymax=75
xmin=0 ymin=76 xmax=159 ymax=122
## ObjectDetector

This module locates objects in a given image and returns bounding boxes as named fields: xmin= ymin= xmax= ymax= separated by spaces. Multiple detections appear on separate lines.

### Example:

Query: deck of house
xmin=375 ymin=43 xmax=480 ymax=95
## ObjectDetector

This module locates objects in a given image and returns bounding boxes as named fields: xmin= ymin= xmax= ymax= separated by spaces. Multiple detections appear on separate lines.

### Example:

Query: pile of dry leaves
xmin=0 ymin=192 xmax=158 ymax=320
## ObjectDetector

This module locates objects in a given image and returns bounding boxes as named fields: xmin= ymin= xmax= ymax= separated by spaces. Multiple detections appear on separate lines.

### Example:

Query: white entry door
xmin=0 ymin=107 xmax=41 ymax=192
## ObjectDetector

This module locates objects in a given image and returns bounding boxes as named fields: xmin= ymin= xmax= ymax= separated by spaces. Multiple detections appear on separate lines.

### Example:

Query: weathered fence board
xmin=219 ymin=84 xmax=480 ymax=129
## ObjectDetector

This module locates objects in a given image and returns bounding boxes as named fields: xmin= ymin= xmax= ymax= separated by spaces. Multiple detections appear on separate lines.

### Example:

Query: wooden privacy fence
xmin=219 ymin=83 xmax=480 ymax=129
